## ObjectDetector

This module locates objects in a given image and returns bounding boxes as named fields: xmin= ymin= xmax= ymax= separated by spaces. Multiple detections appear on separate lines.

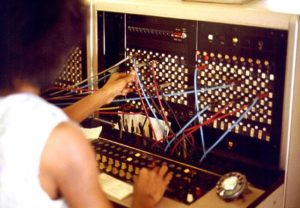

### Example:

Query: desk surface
xmin=105 ymin=183 xmax=264 ymax=208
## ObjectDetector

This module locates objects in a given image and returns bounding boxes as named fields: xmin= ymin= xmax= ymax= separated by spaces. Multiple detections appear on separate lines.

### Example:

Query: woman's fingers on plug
xmin=121 ymin=88 xmax=132 ymax=96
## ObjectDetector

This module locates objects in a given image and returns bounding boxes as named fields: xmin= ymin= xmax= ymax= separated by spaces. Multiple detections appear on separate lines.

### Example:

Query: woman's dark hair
xmin=0 ymin=0 xmax=87 ymax=92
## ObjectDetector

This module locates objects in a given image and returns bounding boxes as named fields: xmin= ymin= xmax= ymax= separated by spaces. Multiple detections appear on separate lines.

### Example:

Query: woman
xmin=0 ymin=0 xmax=172 ymax=207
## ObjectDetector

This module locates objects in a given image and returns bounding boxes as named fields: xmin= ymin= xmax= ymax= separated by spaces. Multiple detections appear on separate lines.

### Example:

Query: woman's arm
xmin=40 ymin=122 xmax=112 ymax=208
xmin=63 ymin=72 xmax=135 ymax=123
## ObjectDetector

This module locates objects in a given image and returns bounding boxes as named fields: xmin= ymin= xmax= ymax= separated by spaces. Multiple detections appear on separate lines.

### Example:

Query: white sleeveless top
xmin=0 ymin=93 xmax=68 ymax=208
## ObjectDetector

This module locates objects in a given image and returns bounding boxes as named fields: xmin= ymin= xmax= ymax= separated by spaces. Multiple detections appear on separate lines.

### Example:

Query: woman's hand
xmin=132 ymin=165 xmax=173 ymax=208
xmin=101 ymin=71 xmax=136 ymax=104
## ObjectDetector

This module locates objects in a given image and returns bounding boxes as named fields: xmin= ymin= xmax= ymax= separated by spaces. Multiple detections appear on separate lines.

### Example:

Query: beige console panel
xmin=105 ymin=185 xmax=264 ymax=208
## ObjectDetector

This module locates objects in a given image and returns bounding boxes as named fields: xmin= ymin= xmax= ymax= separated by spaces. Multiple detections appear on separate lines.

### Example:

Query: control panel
xmin=94 ymin=11 xmax=287 ymax=205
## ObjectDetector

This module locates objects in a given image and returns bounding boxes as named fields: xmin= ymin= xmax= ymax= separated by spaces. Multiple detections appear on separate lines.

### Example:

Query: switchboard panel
xmin=93 ymin=11 xmax=287 ymax=205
